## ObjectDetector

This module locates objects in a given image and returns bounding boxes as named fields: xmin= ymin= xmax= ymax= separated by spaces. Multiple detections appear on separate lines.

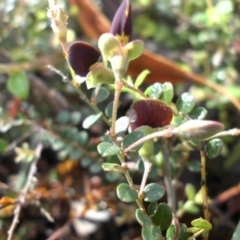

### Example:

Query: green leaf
xmin=116 ymin=183 xmax=138 ymax=202
xmin=189 ymin=107 xmax=207 ymax=120
xmin=187 ymin=160 xmax=200 ymax=172
xmin=0 ymin=139 xmax=8 ymax=153
xmin=80 ymin=157 xmax=92 ymax=167
xmin=86 ymin=67 xmax=115 ymax=89
xmin=75 ymin=131 xmax=88 ymax=145
xmin=151 ymin=203 xmax=172 ymax=230
xmin=70 ymin=111 xmax=82 ymax=124
xmin=70 ymin=149 xmax=82 ymax=160
xmin=160 ymin=82 xmax=174 ymax=104
xmin=134 ymin=69 xmax=150 ymax=88
xmin=231 ymin=218 xmax=240 ymax=240
xmin=205 ymin=138 xmax=223 ymax=159
xmin=143 ymin=183 xmax=165 ymax=202
xmin=216 ymin=0 xmax=233 ymax=15
xmin=105 ymin=172 xmax=121 ymax=182
xmin=142 ymin=226 xmax=162 ymax=240
xmin=105 ymin=101 xmax=113 ymax=118
xmin=124 ymin=40 xmax=144 ymax=61
xmin=147 ymin=83 xmax=162 ymax=99
xmin=52 ymin=140 xmax=64 ymax=151
xmin=176 ymin=92 xmax=195 ymax=114
xmin=102 ymin=163 xmax=125 ymax=173
xmin=82 ymin=112 xmax=102 ymax=129
xmin=135 ymin=209 xmax=152 ymax=227
xmin=89 ymin=162 xmax=102 ymax=173
xmin=172 ymin=116 xmax=187 ymax=127
xmin=98 ymin=33 xmax=121 ymax=60
xmin=97 ymin=142 xmax=121 ymax=157
xmin=185 ymin=183 xmax=196 ymax=201
xmin=147 ymin=202 xmax=158 ymax=217
xmin=7 ymin=71 xmax=30 ymax=99
xmin=166 ymin=224 xmax=190 ymax=240
xmin=183 ymin=200 xmax=199 ymax=214
xmin=56 ymin=110 xmax=71 ymax=124
xmin=191 ymin=218 xmax=212 ymax=230
xmin=92 ymin=87 xmax=110 ymax=103
xmin=115 ymin=116 xmax=130 ymax=135
xmin=122 ymin=130 xmax=145 ymax=152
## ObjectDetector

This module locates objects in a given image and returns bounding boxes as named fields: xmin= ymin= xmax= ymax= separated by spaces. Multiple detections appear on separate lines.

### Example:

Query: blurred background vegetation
xmin=0 ymin=0 xmax=240 ymax=239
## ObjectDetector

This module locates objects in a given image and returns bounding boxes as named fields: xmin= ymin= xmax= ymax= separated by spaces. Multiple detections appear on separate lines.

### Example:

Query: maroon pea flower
xmin=68 ymin=41 xmax=101 ymax=77
xmin=110 ymin=0 xmax=132 ymax=44
xmin=127 ymin=99 xmax=173 ymax=132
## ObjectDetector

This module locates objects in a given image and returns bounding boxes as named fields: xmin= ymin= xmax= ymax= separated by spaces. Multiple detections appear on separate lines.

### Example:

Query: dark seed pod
xmin=68 ymin=41 xmax=101 ymax=77
xmin=127 ymin=99 xmax=173 ymax=132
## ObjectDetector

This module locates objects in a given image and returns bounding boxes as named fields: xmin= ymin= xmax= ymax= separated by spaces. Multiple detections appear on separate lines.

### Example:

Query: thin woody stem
xmin=200 ymin=148 xmax=210 ymax=240
xmin=124 ymin=127 xmax=173 ymax=153
xmin=159 ymin=140 xmax=176 ymax=213
xmin=7 ymin=144 xmax=43 ymax=240
xmin=48 ymin=65 xmax=110 ymax=126
xmin=111 ymin=79 xmax=123 ymax=136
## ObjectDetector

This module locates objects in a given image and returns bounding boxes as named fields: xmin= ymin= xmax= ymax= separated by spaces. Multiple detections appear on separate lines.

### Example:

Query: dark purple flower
xmin=127 ymin=99 xmax=173 ymax=132
xmin=68 ymin=41 xmax=101 ymax=77
xmin=110 ymin=0 xmax=132 ymax=44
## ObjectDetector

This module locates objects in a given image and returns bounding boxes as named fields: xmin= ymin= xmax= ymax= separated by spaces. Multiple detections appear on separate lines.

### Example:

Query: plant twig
xmin=159 ymin=139 xmax=176 ymax=213
xmin=122 ymin=81 xmax=147 ymax=99
xmin=124 ymin=127 xmax=173 ymax=154
xmin=7 ymin=144 xmax=43 ymax=240
xmin=47 ymin=65 xmax=110 ymax=126
xmin=111 ymin=79 xmax=123 ymax=136
xmin=139 ymin=161 xmax=152 ymax=197
xmin=199 ymin=148 xmax=210 ymax=240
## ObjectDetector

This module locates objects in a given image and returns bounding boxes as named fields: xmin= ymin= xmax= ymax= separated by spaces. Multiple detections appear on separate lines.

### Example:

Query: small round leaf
xmin=105 ymin=101 xmax=113 ymax=118
xmin=70 ymin=111 xmax=82 ymax=125
xmin=176 ymin=92 xmax=195 ymax=114
xmin=0 ymin=139 xmax=8 ymax=153
xmin=122 ymin=130 xmax=145 ymax=152
xmin=147 ymin=202 xmax=158 ymax=217
xmin=191 ymin=218 xmax=212 ymax=230
xmin=115 ymin=116 xmax=130 ymax=134
xmin=97 ymin=142 xmax=121 ymax=157
xmin=116 ymin=183 xmax=138 ymax=202
xmin=135 ymin=209 xmax=152 ymax=227
xmin=82 ymin=113 xmax=102 ymax=129
xmin=148 ymin=83 xmax=162 ymax=99
xmin=143 ymin=183 xmax=165 ymax=202
xmin=151 ymin=203 xmax=172 ymax=230
xmin=142 ymin=226 xmax=162 ymax=240
xmin=134 ymin=70 xmax=150 ymax=88
xmin=185 ymin=183 xmax=196 ymax=201
xmin=167 ymin=224 xmax=190 ymax=240
xmin=7 ymin=71 xmax=30 ymax=99
xmin=92 ymin=87 xmax=110 ymax=103
xmin=161 ymin=82 xmax=174 ymax=104
xmin=189 ymin=107 xmax=207 ymax=120
xmin=102 ymin=163 xmax=125 ymax=173
xmin=205 ymin=138 xmax=223 ymax=159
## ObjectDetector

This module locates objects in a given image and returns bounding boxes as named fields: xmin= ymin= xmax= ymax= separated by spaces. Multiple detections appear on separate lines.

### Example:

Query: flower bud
xmin=110 ymin=0 xmax=132 ymax=45
xmin=173 ymin=120 xmax=224 ymax=140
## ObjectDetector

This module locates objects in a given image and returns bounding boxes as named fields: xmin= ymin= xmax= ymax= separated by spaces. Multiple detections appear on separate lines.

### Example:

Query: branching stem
xmin=48 ymin=65 xmax=110 ymax=126
xmin=160 ymin=140 xmax=176 ymax=213
xmin=200 ymin=148 xmax=210 ymax=240
xmin=111 ymin=79 xmax=123 ymax=136
xmin=7 ymin=144 xmax=43 ymax=240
